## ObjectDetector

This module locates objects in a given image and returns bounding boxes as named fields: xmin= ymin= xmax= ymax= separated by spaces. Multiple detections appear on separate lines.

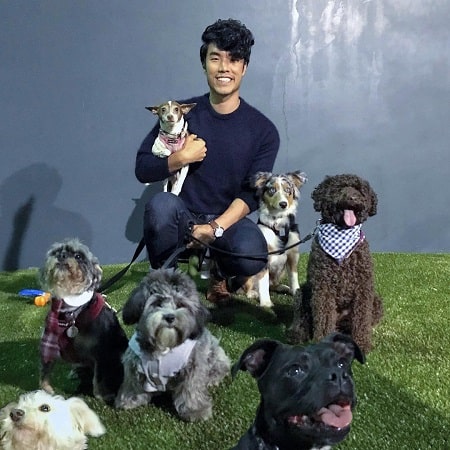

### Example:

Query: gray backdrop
xmin=1 ymin=0 xmax=449 ymax=270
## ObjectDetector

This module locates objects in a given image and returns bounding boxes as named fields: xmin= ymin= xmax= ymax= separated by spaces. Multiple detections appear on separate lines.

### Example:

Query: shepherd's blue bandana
xmin=317 ymin=223 xmax=365 ymax=263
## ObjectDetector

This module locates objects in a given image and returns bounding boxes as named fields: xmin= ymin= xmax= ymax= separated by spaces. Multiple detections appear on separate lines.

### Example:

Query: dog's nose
xmin=163 ymin=313 xmax=176 ymax=324
xmin=328 ymin=369 xmax=350 ymax=388
xmin=10 ymin=408 xmax=24 ymax=422
xmin=57 ymin=251 xmax=67 ymax=262
xmin=279 ymin=201 xmax=288 ymax=209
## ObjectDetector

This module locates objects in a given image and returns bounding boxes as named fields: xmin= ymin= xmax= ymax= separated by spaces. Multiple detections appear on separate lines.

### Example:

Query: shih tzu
xmin=115 ymin=268 xmax=230 ymax=421
xmin=39 ymin=238 xmax=128 ymax=405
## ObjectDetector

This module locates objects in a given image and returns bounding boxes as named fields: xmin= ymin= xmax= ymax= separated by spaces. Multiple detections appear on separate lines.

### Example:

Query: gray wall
xmin=1 ymin=0 xmax=449 ymax=270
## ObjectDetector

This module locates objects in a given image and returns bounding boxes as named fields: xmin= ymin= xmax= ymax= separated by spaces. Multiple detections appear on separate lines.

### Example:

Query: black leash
xmin=189 ymin=230 xmax=314 ymax=260
xmin=99 ymin=238 xmax=146 ymax=293
xmin=100 ymin=227 xmax=316 ymax=293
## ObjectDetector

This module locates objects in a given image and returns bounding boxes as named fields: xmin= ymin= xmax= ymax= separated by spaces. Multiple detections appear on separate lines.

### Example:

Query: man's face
xmin=204 ymin=44 xmax=247 ymax=100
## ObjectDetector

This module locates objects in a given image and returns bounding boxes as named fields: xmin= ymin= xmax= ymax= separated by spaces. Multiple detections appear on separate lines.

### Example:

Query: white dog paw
xmin=259 ymin=299 xmax=274 ymax=308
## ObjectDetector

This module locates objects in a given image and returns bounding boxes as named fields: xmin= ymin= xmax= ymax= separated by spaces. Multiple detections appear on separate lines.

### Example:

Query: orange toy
xmin=34 ymin=292 xmax=51 ymax=307
xmin=18 ymin=289 xmax=52 ymax=307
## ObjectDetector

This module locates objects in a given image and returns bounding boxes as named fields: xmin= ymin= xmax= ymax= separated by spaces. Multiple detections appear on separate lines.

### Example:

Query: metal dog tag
xmin=66 ymin=325 xmax=79 ymax=338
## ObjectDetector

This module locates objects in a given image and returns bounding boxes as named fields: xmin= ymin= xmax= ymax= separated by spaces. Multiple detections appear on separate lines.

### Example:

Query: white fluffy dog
xmin=0 ymin=390 xmax=105 ymax=450
xmin=115 ymin=269 xmax=230 ymax=421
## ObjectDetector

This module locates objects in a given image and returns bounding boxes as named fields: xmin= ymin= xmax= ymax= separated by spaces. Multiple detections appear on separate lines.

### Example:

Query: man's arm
xmin=189 ymin=198 xmax=250 ymax=245
xmin=135 ymin=132 xmax=207 ymax=184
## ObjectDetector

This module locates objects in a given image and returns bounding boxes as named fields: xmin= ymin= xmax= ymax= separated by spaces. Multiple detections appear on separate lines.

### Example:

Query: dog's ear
xmin=322 ymin=332 xmax=366 ymax=364
xmin=180 ymin=103 xmax=197 ymax=115
xmin=362 ymin=180 xmax=378 ymax=217
xmin=145 ymin=106 xmax=159 ymax=115
xmin=67 ymin=397 xmax=105 ymax=437
xmin=91 ymin=263 xmax=103 ymax=291
xmin=122 ymin=285 xmax=148 ymax=325
xmin=189 ymin=302 xmax=211 ymax=340
xmin=232 ymin=339 xmax=281 ymax=379
xmin=311 ymin=175 xmax=333 ymax=212
xmin=251 ymin=172 xmax=272 ymax=192
xmin=289 ymin=171 xmax=308 ymax=190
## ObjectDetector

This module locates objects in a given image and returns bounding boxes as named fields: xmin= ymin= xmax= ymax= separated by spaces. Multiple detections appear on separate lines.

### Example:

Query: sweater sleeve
xmin=237 ymin=119 xmax=280 ymax=212
xmin=135 ymin=124 xmax=171 ymax=184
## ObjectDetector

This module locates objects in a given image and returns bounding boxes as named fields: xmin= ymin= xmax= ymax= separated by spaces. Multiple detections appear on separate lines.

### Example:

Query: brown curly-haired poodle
xmin=287 ymin=174 xmax=383 ymax=353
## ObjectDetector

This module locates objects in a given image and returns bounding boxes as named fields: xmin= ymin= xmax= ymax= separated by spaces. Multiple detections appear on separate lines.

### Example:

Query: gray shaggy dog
xmin=287 ymin=174 xmax=383 ymax=354
xmin=115 ymin=269 xmax=230 ymax=421
xmin=39 ymin=238 xmax=128 ymax=405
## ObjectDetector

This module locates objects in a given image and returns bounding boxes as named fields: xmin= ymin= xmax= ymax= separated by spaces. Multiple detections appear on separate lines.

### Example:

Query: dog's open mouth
xmin=287 ymin=402 xmax=352 ymax=431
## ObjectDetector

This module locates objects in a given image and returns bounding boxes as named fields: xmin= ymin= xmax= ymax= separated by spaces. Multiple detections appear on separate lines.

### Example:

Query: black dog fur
xmin=39 ymin=238 xmax=128 ymax=406
xmin=232 ymin=333 xmax=365 ymax=450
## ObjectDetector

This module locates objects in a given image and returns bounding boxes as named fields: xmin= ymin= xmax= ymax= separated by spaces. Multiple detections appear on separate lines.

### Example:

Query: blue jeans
xmin=143 ymin=192 xmax=268 ymax=277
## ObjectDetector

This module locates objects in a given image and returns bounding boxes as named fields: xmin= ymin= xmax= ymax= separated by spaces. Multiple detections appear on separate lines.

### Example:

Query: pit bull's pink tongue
xmin=344 ymin=210 xmax=357 ymax=227
xmin=316 ymin=404 xmax=352 ymax=428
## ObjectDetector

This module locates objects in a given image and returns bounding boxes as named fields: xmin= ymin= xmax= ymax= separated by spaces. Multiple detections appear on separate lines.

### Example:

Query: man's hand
xmin=186 ymin=223 xmax=215 ymax=249
xmin=183 ymin=134 xmax=207 ymax=163
xmin=168 ymin=134 xmax=206 ymax=172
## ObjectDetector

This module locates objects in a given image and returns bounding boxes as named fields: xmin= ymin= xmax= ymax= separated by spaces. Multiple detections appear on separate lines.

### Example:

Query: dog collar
xmin=62 ymin=290 xmax=94 ymax=307
xmin=316 ymin=223 xmax=364 ymax=263
xmin=158 ymin=119 xmax=188 ymax=150
xmin=128 ymin=332 xmax=196 ymax=392
xmin=158 ymin=131 xmax=186 ymax=153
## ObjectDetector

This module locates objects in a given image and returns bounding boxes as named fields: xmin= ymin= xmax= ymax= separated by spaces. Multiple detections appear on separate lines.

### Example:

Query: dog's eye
xmin=337 ymin=358 xmax=349 ymax=369
xmin=174 ymin=107 xmax=179 ymax=113
xmin=39 ymin=404 xmax=51 ymax=412
xmin=287 ymin=364 xmax=304 ymax=377
xmin=284 ymin=186 xmax=293 ymax=195
xmin=74 ymin=252 xmax=83 ymax=260
xmin=266 ymin=187 xmax=276 ymax=196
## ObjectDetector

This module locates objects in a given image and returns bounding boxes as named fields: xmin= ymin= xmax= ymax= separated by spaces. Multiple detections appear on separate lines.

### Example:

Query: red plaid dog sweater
xmin=40 ymin=293 xmax=105 ymax=364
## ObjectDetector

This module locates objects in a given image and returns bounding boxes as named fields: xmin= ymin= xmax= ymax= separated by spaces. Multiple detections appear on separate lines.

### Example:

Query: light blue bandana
xmin=128 ymin=332 xmax=196 ymax=392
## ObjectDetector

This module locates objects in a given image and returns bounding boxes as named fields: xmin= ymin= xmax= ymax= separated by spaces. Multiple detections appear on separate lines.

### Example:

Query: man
xmin=135 ymin=19 xmax=280 ymax=305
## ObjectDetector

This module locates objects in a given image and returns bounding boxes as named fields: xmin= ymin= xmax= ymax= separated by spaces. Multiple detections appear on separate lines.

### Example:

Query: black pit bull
xmin=232 ymin=333 xmax=365 ymax=450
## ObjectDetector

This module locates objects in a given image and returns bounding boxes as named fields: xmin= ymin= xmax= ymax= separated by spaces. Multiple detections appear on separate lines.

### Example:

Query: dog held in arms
xmin=232 ymin=333 xmax=365 ymax=450
xmin=287 ymin=174 xmax=384 ymax=354
xmin=115 ymin=268 xmax=230 ymax=421
xmin=147 ymin=100 xmax=196 ymax=195
xmin=240 ymin=170 xmax=307 ymax=307
xmin=0 ymin=390 xmax=105 ymax=450
xmin=39 ymin=238 xmax=128 ymax=405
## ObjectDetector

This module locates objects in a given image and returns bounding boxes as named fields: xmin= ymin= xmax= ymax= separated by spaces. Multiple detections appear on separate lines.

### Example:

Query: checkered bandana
xmin=40 ymin=293 xmax=105 ymax=364
xmin=317 ymin=223 xmax=365 ymax=263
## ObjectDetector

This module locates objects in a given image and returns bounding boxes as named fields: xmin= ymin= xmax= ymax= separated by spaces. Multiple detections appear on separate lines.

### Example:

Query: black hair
xmin=200 ymin=18 xmax=255 ymax=67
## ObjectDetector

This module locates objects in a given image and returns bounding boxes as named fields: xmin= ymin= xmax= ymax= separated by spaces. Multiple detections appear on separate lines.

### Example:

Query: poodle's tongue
xmin=315 ymin=404 xmax=352 ymax=428
xmin=344 ymin=210 xmax=357 ymax=227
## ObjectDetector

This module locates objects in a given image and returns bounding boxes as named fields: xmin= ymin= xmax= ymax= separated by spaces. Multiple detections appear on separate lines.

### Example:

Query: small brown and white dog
xmin=241 ymin=170 xmax=307 ymax=307
xmin=147 ymin=100 xmax=196 ymax=195
xmin=0 ymin=390 xmax=105 ymax=450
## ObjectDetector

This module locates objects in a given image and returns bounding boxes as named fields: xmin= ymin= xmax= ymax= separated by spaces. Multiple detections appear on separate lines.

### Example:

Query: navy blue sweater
xmin=135 ymin=94 xmax=280 ymax=214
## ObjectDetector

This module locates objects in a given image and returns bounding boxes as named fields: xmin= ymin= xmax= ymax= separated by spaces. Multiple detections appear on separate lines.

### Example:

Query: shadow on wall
xmin=125 ymin=183 xmax=163 ymax=244
xmin=0 ymin=163 xmax=92 ymax=271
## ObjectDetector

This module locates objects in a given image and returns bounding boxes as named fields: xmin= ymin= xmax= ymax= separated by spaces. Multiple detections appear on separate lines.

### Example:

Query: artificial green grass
xmin=0 ymin=254 xmax=449 ymax=449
